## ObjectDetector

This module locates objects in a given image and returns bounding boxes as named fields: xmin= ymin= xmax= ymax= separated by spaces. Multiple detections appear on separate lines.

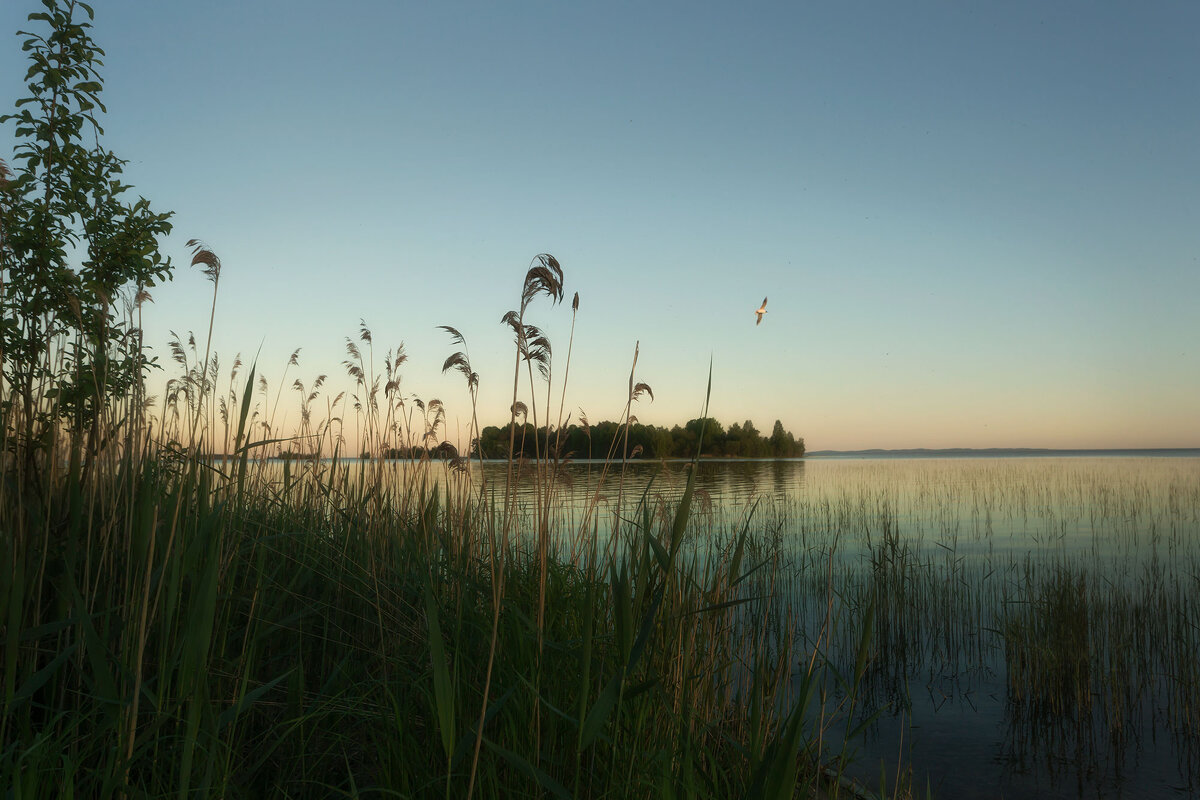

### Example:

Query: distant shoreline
xmin=262 ymin=448 xmax=1200 ymax=462
xmin=805 ymin=447 xmax=1200 ymax=458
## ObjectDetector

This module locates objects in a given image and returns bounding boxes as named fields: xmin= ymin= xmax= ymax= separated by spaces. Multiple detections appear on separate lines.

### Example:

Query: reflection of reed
xmin=252 ymin=453 xmax=1200 ymax=797
xmin=1002 ymin=566 xmax=1093 ymax=717
xmin=737 ymin=456 xmax=1198 ymax=798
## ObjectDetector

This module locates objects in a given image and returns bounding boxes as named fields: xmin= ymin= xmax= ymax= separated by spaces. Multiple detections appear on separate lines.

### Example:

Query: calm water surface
xmin=296 ymin=453 xmax=1200 ymax=798
xmin=513 ymin=454 xmax=1200 ymax=799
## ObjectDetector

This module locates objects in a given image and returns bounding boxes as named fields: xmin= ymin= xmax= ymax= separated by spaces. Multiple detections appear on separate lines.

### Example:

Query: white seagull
xmin=754 ymin=297 xmax=768 ymax=325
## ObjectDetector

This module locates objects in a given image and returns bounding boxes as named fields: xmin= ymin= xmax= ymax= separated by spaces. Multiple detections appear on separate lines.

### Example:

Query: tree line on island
xmin=364 ymin=417 xmax=805 ymax=461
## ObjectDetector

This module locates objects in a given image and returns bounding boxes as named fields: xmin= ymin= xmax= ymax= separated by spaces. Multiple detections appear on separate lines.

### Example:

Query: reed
xmin=0 ymin=250 xmax=887 ymax=799
xmin=758 ymin=457 xmax=1200 ymax=795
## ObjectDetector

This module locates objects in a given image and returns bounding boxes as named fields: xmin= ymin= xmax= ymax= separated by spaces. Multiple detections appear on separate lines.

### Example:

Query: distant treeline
xmin=342 ymin=418 xmax=803 ymax=462
xmin=468 ymin=417 xmax=804 ymax=460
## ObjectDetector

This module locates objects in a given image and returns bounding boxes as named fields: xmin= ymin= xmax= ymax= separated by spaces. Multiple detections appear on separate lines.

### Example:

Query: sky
xmin=2 ymin=1 xmax=1198 ymax=451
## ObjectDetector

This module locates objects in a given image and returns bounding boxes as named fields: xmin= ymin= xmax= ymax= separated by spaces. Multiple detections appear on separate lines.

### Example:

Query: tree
xmin=770 ymin=419 xmax=788 ymax=456
xmin=682 ymin=417 xmax=724 ymax=456
xmin=768 ymin=419 xmax=804 ymax=457
xmin=737 ymin=419 xmax=766 ymax=457
xmin=1 ymin=0 xmax=173 ymax=466
xmin=473 ymin=416 xmax=804 ymax=461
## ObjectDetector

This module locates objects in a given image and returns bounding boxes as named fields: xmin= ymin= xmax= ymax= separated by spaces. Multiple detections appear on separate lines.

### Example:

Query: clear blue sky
xmin=3 ymin=1 xmax=1198 ymax=450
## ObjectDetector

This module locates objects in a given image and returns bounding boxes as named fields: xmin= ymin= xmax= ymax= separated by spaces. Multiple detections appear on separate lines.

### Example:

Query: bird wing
xmin=761 ymin=297 xmax=768 ymax=309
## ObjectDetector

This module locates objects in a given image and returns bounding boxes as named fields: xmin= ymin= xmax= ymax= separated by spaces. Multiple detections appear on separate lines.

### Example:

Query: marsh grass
xmin=1002 ymin=566 xmax=1093 ymax=718
xmin=492 ymin=451 xmax=1199 ymax=795
xmin=0 ymin=251 xmax=889 ymax=799
xmin=753 ymin=457 xmax=1200 ymax=795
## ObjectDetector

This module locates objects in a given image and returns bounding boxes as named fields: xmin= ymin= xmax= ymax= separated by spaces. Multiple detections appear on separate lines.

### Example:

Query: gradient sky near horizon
xmin=3 ymin=1 xmax=1198 ymax=450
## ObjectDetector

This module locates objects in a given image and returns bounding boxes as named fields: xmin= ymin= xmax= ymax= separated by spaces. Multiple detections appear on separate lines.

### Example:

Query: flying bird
xmin=754 ymin=297 xmax=768 ymax=325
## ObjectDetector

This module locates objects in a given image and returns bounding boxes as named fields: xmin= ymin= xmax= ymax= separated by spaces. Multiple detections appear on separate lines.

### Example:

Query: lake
xmin=281 ymin=451 xmax=1200 ymax=798
xmin=492 ymin=452 xmax=1200 ymax=799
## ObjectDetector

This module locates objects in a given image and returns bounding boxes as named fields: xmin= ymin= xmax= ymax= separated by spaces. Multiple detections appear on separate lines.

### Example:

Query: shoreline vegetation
xmin=807 ymin=446 xmax=1200 ymax=457
xmin=0 ymin=5 xmax=881 ymax=799
xmin=5 ymin=7 xmax=1197 ymax=800
xmin=353 ymin=417 xmax=805 ymax=462
xmin=473 ymin=418 xmax=805 ymax=461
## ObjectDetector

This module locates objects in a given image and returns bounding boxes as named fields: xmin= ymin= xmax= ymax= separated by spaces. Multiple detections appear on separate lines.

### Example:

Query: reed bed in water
xmin=470 ymin=452 xmax=1199 ymax=783
xmin=752 ymin=457 xmax=1200 ymax=793
xmin=0 ymin=251 xmax=888 ymax=799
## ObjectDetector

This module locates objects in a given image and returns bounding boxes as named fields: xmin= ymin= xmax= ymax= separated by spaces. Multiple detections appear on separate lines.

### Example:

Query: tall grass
xmin=754 ymin=456 xmax=1200 ymax=795
xmin=0 ymin=250 xmax=883 ymax=798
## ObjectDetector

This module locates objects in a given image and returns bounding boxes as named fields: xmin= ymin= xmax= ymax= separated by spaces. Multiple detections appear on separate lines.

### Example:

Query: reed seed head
xmin=187 ymin=239 xmax=221 ymax=283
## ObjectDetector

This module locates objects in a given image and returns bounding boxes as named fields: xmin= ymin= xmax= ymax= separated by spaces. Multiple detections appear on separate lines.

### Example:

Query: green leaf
xmin=217 ymin=670 xmax=291 ymax=730
xmin=853 ymin=595 xmax=876 ymax=685
xmin=580 ymin=674 xmax=622 ymax=750
xmin=484 ymin=738 xmax=572 ymax=800
xmin=424 ymin=583 xmax=456 ymax=759
xmin=8 ymin=642 xmax=77 ymax=709
xmin=61 ymin=571 xmax=119 ymax=706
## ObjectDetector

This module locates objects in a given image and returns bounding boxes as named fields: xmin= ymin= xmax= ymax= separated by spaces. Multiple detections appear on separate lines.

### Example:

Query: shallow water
xmin=519 ymin=454 xmax=1200 ymax=799
xmin=272 ymin=452 xmax=1200 ymax=798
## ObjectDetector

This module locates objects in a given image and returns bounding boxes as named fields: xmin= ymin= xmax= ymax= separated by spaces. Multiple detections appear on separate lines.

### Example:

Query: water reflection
xmin=268 ymin=454 xmax=1200 ymax=799
xmin=503 ymin=455 xmax=1199 ymax=800
xmin=485 ymin=457 xmax=806 ymax=508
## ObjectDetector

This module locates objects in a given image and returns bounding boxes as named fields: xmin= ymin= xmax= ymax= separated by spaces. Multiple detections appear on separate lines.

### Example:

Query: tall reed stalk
xmin=2 ymin=245 xmax=888 ymax=800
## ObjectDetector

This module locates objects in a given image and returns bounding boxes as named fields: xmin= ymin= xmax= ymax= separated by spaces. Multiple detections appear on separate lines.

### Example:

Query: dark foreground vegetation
xmin=0 ymin=3 xmax=878 ymax=798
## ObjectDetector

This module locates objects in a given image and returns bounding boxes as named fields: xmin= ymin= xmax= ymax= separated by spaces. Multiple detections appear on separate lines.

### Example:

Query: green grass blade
xmin=424 ymin=582 xmax=456 ymax=760
xmin=484 ymin=738 xmax=572 ymax=800
xmin=580 ymin=674 xmax=622 ymax=750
